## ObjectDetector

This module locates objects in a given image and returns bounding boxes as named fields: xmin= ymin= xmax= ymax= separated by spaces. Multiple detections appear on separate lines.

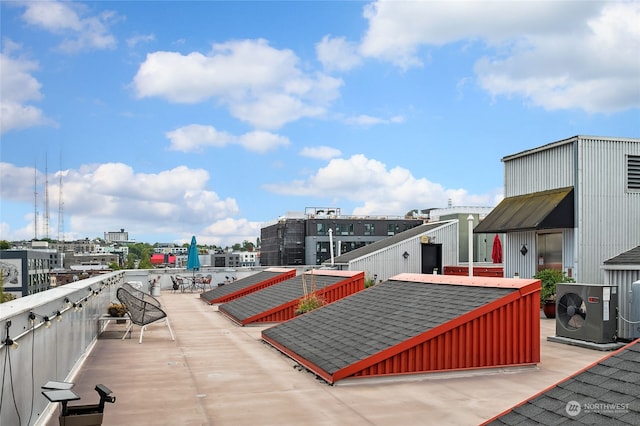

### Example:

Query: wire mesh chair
xmin=122 ymin=282 xmax=162 ymax=307
xmin=116 ymin=287 xmax=175 ymax=344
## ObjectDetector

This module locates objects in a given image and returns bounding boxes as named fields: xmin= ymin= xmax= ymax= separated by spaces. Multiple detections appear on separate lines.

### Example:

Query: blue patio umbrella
xmin=186 ymin=236 xmax=200 ymax=283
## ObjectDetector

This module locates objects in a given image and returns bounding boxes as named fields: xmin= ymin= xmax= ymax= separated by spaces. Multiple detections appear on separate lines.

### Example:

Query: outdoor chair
xmin=170 ymin=276 xmax=180 ymax=293
xmin=122 ymin=282 xmax=161 ymax=307
xmin=116 ymin=287 xmax=175 ymax=344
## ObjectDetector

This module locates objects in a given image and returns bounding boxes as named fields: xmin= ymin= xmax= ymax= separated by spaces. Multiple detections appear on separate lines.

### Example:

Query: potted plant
xmin=107 ymin=302 xmax=127 ymax=318
xmin=534 ymin=269 xmax=575 ymax=318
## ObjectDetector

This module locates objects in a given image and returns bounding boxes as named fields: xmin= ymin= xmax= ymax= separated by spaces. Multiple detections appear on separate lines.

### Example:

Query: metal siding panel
xmin=576 ymin=138 xmax=640 ymax=283
xmin=352 ymin=289 xmax=540 ymax=378
xmin=505 ymin=141 xmax=575 ymax=197
xmin=606 ymin=269 xmax=640 ymax=339
xmin=504 ymin=231 xmax=536 ymax=278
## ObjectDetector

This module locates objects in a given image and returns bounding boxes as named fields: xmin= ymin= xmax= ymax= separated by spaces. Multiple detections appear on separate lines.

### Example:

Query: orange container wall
xmin=213 ymin=270 xmax=296 ymax=304
xmin=343 ymin=286 xmax=540 ymax=381
xmin=444 ymin=266 xmax=504 ymax=277
xmin=243 ymin=272 xmax=365 ymax=325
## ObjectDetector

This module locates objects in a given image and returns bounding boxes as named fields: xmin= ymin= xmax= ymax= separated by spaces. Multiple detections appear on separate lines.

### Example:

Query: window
xmin=628 ymin=155 xmax=640 ymax=191
xmin=387 ymin=224 xmax=399 ymax=235
xmin=364 ymin=223 xmax=375 ymax=236
xmin=316 ymin=223 xmax=328 ymax=235
xmin=335 ymin=223 xmax=354 ymax=235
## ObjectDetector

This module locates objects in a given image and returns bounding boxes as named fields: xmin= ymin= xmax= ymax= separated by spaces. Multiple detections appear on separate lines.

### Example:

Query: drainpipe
xmin=468 ymin=215 xmax=474 ymax=277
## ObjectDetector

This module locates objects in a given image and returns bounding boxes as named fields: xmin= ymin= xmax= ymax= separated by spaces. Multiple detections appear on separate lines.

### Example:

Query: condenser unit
xmin=555 ymin=283 xmax=618 ymax=344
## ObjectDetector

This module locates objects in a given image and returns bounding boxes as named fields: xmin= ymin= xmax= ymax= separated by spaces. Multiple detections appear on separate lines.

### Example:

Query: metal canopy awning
xmin=474 ymin=187 xmax=574 ymax=234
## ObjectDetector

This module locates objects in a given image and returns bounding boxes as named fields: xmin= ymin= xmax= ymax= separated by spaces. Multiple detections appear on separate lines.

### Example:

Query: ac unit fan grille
xmin=558 ymin=293 xmax=586 ymax=330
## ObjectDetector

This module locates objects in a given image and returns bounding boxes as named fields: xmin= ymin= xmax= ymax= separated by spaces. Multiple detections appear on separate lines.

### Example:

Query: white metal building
xmin=326 ymin=220 xmax=459 ymax=282
xmin=475 ymin=135 xmax=640 ymax=284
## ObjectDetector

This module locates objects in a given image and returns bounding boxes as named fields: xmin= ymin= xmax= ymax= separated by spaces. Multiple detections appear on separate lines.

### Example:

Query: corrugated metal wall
xmin=504 ymin=231 xmax=536 ymax=278
xmin=604 ymin=269 xmax=640 ymax=340
xmin=576 ymin=137 xmax=640 ymax=283
xmin=248 ymin=273 xmax=365 ymax=324
xmin=504 ymin=139 xmax=576 ymax=197
xmin=347 ymin=221 xmax=458 ymax=281
xmin=350 ymin=285 xmax=540 ymax=379
xmin=210 ymin=270 xmax=296 ymax=304
xmin=503 ymin=136 xmax=640 ymax=283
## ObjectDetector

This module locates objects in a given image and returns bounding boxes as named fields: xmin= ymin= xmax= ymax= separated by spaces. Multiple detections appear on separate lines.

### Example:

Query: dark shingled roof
xmin=328 ymin=221 xmax=451 ymax=264
xmin=263 ymin=278 xmax=514 ymax=375
xmin=218 ymin=274 xmax=349 ymax=323
xmin=487 ymin=340 xmax=640 ymax=425
xmin=474 ymin=187 xmax=574 ymax=234
xmin=604 ymin=246 xmax=640 ymax=266
xmin=200 ymin=269 xmax=294 ymax=303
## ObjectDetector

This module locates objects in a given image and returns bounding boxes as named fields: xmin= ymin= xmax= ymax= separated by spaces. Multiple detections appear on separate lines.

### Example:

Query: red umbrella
xmin=491 ymin=235 xmax=503 ymax=264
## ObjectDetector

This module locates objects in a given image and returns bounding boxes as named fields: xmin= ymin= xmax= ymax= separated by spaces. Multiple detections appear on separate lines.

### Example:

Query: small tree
xmin=1 ymin=269 xmax=16 ymax=303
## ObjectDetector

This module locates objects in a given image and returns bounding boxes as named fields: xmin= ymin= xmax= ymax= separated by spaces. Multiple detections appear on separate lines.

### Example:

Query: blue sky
xmin=1 ymin=1 xmax=639 ymax=247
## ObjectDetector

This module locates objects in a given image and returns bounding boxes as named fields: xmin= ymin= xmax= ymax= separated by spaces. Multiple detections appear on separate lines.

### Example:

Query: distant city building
xmin=64 ymin=252 xmax=119 ymax=269
xmin=0 ymin=249 xmax=52 ymax=297
xmin=104 ymin=228 xmax=130 ymax=243
xmin=260 ymin=207 xmax=425 ymax=266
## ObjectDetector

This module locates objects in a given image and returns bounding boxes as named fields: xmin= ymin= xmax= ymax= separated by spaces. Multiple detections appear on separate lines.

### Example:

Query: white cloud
xmin=344 ymin=114 xmax=405 ymax=127
xmin=21 ymin=1 xmax=118 ymax=52
xmin=132 ymin=39 xmax=343 ymax=129
xmin=165 ymin=124 xmax=233 ymax=152
xmin=475 ymin=2 xmax=640 ymax=113
xmin=299 ymin=146 xmax=342 ymax=160
xmin=316 ymin=35 xmax=363 ymax=72
xmin=199 ymin=218 xmax=262 ymax=247
xmin=126 ymin=33 xmax=155 ymax=49
xmin=0 ymin=161 xmax=250 ymax=246
xmin=237 ymin=131 xmax=289 ymax=153
xmin=263 ymin=154 xmax=500 ymax=215
xmin=358 ymin=1 xmax=639 ymax=113
xmin=0 ymin=43 xmax=55 ymax=134
xmin=165 ymin=125 xmax=289 ymax=153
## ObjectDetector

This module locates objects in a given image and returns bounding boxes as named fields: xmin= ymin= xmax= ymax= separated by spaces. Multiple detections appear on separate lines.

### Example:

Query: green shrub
xmin=534 ymin=268 xmax=575 ymax=302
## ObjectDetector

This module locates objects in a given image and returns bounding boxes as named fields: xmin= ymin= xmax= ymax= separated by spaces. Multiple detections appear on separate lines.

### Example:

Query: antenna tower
xmin=57 ymin=152 xmax=65 ymax=243
xmin=33 ymin=163 xmax=39 ymax=240
xmin=43 ymin=155 xmax=50 ymax=239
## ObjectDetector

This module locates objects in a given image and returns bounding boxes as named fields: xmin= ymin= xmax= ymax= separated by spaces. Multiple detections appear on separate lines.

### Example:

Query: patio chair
xmin=122 ymin=282 xmax=161 ymax=307
xmin=116 ymin=287 xmax=175 ymax=344
xmin=170 ymin=276 xmax=180 ymax=293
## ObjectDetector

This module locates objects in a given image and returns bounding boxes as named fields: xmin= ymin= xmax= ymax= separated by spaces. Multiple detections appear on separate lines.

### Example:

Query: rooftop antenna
xmin=33 ymin=162 xmax=38 ymax=240
xmin=43 ymin=154 xmax=50 ymax=239
xmin=57 ymin=151 xmax=65 ymax=243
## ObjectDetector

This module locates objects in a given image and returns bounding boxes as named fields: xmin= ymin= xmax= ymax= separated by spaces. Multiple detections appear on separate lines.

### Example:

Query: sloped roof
xmin=262 ymin=274 xmax=540 ymax=383
xmin=486 ymin=340 xmax=640 ymax=425
xmin=603 ymin=246 xmax=640 ymax=266
xmin=474 ymin=187 xmax=574 ymax=234
xmin=218 ymin=270 xmax=361 ymax=325
xmin=200 ymin=268 xmax=295 ymax=304
xmin=328 ymin=221 xmax=453 ymax=264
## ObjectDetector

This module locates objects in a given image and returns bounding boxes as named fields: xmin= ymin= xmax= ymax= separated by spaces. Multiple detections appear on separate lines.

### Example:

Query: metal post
xmin=467 ymin=215 xmax=474 ymax=277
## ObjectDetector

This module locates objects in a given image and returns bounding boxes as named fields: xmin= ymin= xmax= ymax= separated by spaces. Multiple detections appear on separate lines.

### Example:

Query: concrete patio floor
xmin=43 ymin=290 xmax=607 ymax=426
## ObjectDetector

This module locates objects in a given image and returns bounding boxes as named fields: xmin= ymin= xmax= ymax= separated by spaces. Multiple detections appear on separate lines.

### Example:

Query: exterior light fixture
xmin=64 ymin=298 xmax=72 ymax=307
xmin=28 ymin=312 xmax=36 ymax=325
xmin=402 ymin=251 xmax=410 ymax=259
xmin=520 ymin=244 xmax=528 ymax=256
xmin=43 ymin=316 xmax=51 ymax=328
xmin=56 ymin=311 xmax=63 ymax=322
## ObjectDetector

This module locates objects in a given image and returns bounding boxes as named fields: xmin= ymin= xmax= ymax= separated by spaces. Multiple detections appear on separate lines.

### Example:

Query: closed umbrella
xmin=491 ymin=234 xmax=503 ymax=264
xmin=186 ymin=236 xmax=200 ymax=287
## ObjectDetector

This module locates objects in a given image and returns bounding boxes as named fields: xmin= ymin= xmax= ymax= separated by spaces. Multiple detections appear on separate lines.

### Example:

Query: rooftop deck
xmin=43 ymin=290 xmax=605 ymax=426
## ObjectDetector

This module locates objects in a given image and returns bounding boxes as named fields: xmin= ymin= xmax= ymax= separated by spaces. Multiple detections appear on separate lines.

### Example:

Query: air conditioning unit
xmin=555 ymin=283 xmax=618 ymax=344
